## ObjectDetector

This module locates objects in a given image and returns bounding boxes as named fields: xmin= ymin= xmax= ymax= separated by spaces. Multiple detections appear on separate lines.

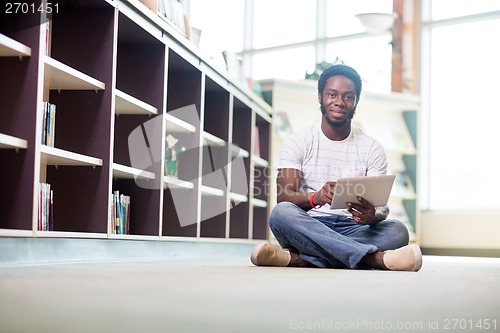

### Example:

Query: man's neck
xmin=321 ymin=120 xmax=351 ymax=141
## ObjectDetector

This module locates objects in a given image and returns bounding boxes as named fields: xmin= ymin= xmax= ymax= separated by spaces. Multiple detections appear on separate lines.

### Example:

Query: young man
xmin=251 ymin=64 xmax=422 ymax=271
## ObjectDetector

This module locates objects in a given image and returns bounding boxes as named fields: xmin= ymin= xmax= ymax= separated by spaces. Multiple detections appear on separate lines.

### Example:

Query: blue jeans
xmin=268 ymin=202 xmax=410 ymax=269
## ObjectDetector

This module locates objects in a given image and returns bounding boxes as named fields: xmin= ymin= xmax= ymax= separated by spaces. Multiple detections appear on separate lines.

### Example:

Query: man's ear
xmin=317 ymin=92 xmax=321 ymax=104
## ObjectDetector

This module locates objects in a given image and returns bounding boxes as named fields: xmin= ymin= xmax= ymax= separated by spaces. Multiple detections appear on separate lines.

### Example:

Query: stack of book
xmin=158 ymin=0 xmax=187 ymax=37
xmin=38 ymin=182 xmax=54 ymax=231
xmin=111 ymin=191 xmax=130 ymax=234
xmin=41 ymin=102 xmax=56 ymax=146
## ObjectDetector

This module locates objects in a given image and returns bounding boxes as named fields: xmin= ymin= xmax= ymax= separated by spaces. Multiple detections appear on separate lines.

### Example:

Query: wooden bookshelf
xmin=0 ymin=33 xmax=31 ymax=57
xmin=0 ymin=133 xmax=28 ymax=150
xmin=0 ymin=0 xmax=272 ymax=244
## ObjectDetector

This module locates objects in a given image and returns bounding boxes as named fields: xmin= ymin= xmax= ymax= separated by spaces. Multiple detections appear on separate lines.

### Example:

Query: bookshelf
xmin=259 ymin=78 xmax=420 ymax=243
xmin=0 ymin=0 xmax=272 ymax=245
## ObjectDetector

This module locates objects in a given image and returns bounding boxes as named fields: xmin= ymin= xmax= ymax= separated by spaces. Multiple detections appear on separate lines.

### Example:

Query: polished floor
xmin=1 ymin=244 xmax=500 ymax=333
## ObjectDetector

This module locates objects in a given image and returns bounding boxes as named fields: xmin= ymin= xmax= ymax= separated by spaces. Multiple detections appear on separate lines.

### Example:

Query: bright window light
xmin=426 ymin=19 xmax=500 ymax=210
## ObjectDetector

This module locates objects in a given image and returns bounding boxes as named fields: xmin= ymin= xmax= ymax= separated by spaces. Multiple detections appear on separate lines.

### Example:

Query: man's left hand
xmin=347 ymin=196 xmax=376 ymax=225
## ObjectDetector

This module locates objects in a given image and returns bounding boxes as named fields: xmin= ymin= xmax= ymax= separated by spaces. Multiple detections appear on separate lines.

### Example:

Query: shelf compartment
xmin=0 ymin=33 xmax=31 ymax=57
xmin=44 ymin=56 xmax=105 ymax=90
xmin=0 ymin=133 xmax=27 ymax=149
xmin=115 ymin=89 xmax=158 ymax=115
xmin=163 ymin=176 xmax=194 ymax=189
xmin=40 ymin=145 xmax=103 ymax=167
xmin=112 ymin=163 xmax=155 ymax=180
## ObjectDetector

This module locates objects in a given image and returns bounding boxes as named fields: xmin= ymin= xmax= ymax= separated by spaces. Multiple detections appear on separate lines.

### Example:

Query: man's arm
xmin=277 ymin=168 xmax=336 ymax=211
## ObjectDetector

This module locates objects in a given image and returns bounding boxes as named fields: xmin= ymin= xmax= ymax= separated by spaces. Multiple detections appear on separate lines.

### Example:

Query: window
xmin=326 ymin=0 xmax=393 ymax=37
xmin=189 ymin=0 xmax=245 ymax=53
xmin=253 ymin=0 xmax=316 ymax=49
xmin=421 ymin=4 xmax=500 ymax=210
xmin=430 ymin=0 xmax=500 ymax=20
xmin=325 ymin=36 xmax=392 ymax=93
xmin=251 ymin=47 xmax=316 ymax=81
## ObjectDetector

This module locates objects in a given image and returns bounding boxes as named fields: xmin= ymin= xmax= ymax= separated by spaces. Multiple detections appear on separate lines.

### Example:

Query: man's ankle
xmin=288 ymin=251 xmax=313 ymax=267
xmin=360 ymin=252 xmax=387 ymax=270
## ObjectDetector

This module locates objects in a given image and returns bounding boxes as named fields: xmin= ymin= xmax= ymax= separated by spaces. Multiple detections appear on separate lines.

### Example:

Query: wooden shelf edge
xmin=252 ymin=155 xmax=269 ymax=168
xmin=113 ymin=163 xmax=155 ymax=180
xmin=165 ymin=113 xmax=196 ymax=133
xmin=0 ymin=33 xmax=31 ymax=57
xmin=40 ymin=145 xmax=103 ymax=167
xmin=35 ymin=231 xmax=108 ymax=238
xmin=201 ymin=185 xmax=224 ymax=197
xmin=251 ymin=198 xmax=268 ymax=208
xmin=163 ymin=176 xmax=195 ymax=189
xmin=0 ymin=133 xmax=28 ymax=149
xmin=229 ymin=144 xmax=249 ymax=158
xmin=202 ymin=132 xmax=225 ymax=147
xmin=108 ymin=234 xmax=160 ymax=241
xmin=229 ymin=192 xmax=248 ymax=203
xmin=115 ymin=89 xmax=158 ymax=115
xmin=0 ymin=229 xmax=33 ymax=237
xmin=44 ymin=56 xmax=105 ymax=90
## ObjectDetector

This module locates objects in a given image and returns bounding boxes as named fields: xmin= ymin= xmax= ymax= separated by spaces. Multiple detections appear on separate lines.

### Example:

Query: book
xmin=38 ymin=182 xmax=54 ymax=231
xmin=110 ymin=190 xmax=131 ymax=234
xmin=253 ymin=126 xmax=260 ymax=157
xmin=41 ymin=102 xmax=56 ymax=147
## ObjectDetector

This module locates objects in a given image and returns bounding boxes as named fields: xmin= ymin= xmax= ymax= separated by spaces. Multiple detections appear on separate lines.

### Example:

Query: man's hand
xmin=312 ymin=181 xmax=337 ymax=207
xmin=347 ymin=196 xmax=377 ymax=225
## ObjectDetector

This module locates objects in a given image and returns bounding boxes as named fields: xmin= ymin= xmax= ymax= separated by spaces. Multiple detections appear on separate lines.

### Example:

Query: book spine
xmin=49 ymin=189 xmax=54 ymax=231
xmin=38 ymin=183 xmax=42 ymax=231
xmin=114 ymin=190 xmax=120 ymax=234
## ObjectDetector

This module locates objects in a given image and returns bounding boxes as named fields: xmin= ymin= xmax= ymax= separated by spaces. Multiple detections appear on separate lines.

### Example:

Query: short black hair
xmin=317 ymin=64 xmax=363 ymax=102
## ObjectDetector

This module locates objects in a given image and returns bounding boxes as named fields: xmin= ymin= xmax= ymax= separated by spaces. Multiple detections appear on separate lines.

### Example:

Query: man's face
xmin=319 ymin=76 xmax=357 ymax=128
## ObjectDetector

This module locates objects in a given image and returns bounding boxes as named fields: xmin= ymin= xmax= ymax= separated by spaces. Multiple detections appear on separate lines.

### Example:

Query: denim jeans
xmin=268 ymin=202 xmax=410 ymax=269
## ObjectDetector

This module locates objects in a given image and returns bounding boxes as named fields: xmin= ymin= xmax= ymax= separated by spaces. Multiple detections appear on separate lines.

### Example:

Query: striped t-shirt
xmin=278 ymin=121 xmax=387 ymax=216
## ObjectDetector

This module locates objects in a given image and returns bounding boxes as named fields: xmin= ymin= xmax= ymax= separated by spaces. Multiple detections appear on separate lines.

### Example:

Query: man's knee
xmin=384 ymin=219 xmax=410 ymax=247
xmin=269 ymin=202 xmax=297 ymax=229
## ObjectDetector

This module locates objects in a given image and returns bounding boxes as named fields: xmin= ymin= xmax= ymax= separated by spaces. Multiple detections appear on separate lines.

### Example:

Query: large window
xmin=421 ymin=2 xmax=500 ymax=210
xmin=188 ymin=0 xmax=393 ymax=86
xmin=326 ymin=0 xmax=393 ymax=37
xmin=253 ymin=0 xmax=316 ymax=49
xmin=188 ymin=0 xmax=245 ymax=53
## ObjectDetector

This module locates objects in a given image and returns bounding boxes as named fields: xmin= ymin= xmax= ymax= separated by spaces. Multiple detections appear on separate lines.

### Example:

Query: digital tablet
xmin=330 ymin=175 xmax=396 ymax=209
